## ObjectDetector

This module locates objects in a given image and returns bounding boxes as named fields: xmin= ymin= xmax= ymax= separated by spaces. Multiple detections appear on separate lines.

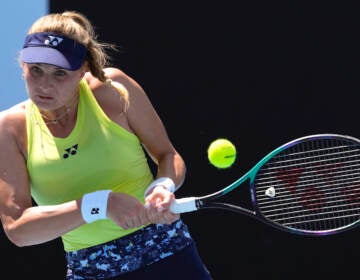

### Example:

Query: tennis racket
xmin=170 ymin=134 xmax=360 ymax=236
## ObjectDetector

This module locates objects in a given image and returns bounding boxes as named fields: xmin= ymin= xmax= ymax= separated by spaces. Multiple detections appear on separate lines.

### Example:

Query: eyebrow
xmin=30 ymin=63 xmax=68 ymax=71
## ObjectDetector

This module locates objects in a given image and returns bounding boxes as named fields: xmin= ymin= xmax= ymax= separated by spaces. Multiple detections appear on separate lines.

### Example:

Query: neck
xmin=39 ymin=95 xmax=79 ymax=125
xmin=41 ymin=108 xmax=71 ymax=124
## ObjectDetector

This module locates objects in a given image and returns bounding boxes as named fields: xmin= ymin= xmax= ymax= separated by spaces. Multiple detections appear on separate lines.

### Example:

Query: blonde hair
xmin=27 ymin=11 xmax=128 ymax=107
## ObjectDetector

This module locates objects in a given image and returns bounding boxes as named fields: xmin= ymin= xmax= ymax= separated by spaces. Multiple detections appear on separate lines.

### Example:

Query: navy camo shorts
xmin=66 ymin=219 xmax=194 ymax=279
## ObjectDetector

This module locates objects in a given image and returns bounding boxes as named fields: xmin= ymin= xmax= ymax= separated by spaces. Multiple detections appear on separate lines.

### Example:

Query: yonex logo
xmin=44 ymin=36 xmax=63 ymax=46
xmin=91 ymin=207 xmax=100 ymax=215
xmin=63 ymin=144 xmax=78 ymax=159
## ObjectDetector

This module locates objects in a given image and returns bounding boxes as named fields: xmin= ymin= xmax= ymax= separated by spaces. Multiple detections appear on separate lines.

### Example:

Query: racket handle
xmin=170 ymin=197 xmax=197 ymax=213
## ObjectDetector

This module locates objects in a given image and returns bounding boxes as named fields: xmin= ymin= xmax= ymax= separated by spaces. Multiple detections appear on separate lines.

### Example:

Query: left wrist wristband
xmin=81 ymin=190 xmax=111 ymax=223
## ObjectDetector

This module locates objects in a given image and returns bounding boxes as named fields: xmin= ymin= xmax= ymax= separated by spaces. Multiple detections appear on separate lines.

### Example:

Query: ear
xmin=79 ymin=62 xmax=89 ymax=78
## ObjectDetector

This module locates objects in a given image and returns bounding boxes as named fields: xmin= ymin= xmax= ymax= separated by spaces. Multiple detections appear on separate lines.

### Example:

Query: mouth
xmin=38 ymin=95 xmax=54 ymax=100
xmin=34 ymin=95 xmax=55 ymax=107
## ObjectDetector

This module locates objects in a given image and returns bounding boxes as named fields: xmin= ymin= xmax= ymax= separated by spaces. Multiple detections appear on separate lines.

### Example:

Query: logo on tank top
xmin=63 ymin=144 xmax=79 ymax=159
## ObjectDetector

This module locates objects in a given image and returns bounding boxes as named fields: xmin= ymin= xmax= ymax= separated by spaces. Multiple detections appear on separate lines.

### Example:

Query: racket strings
xmin=254 ymin=138 xmax=360 ymax=233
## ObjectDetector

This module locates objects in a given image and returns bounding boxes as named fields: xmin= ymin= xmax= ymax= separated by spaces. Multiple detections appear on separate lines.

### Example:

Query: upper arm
xmin=88 ymin=68 xmax=177 ymax=161
xmin=0 ymin=110 xmax=32 ymax=231
xmin=87 ymin=68 xmax=185 ymax=186
xmin=107 ymin=68 xmax=177 ymax=161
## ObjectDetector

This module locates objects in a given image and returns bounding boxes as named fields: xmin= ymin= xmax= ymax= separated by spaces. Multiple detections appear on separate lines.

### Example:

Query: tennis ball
xmin=207 ymin=138 xmax=237 ymax=169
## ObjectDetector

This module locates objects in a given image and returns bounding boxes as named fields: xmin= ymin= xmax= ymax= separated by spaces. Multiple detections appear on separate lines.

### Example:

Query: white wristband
xmin=144 ymin=177 xmax=176 ymax=197
xmin=81 ymin=190 xmax=111 ymax=223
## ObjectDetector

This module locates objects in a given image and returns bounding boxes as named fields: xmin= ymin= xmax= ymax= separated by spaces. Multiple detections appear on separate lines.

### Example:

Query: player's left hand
xmin=144 ymin=186 xmax=180 ymax=224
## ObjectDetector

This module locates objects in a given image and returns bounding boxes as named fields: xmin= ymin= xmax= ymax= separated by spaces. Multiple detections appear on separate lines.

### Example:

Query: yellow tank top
xmin=26 ymin=79 xmax=154 ymax=252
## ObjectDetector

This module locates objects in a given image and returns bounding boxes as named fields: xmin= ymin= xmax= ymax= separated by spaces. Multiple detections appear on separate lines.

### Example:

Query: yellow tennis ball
xmin=207 ymin=138 xmax=237 ymax=169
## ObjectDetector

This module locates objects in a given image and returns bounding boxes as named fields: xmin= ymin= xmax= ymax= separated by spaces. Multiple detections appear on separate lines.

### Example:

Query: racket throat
xmin=205 ymin=201 xmax=256 ymax=216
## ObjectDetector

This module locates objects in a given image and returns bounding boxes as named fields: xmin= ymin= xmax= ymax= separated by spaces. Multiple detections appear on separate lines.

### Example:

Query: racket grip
xmin=170 ymin=197 xmax=197 ymax=213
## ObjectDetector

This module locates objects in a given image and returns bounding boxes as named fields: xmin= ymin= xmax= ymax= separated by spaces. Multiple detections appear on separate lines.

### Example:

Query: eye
xmin=54 ymin=70 xmax=67 ymax=77
xmin=29 ymin=65 xmax=43 ymax=76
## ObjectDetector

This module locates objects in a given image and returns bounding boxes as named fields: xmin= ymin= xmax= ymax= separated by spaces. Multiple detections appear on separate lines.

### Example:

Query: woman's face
xmin=22 ymin=63 xmax=85 ymax=110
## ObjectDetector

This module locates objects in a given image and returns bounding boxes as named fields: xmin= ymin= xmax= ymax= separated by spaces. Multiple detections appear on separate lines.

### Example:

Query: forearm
xmin=5 ymin=199 xmax=83 ymax=247
xmin=156 ymin=152 xmax=186 ymax=189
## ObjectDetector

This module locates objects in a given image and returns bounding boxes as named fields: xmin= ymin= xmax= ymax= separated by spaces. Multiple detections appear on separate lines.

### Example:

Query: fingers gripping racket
xmin=170 ymin=134 xmax=360 ymax=236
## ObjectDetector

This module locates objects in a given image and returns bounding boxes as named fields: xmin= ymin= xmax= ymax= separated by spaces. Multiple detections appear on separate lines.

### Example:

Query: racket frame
xmin=171 ymin=134 xmax=360 ymax=236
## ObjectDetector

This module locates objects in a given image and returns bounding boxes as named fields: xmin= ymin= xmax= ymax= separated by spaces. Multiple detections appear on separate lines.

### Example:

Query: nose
xmin=38 ymin=75 xmax=54 ymax=93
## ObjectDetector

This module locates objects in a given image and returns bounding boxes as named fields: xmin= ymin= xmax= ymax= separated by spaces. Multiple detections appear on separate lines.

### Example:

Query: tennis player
xmin=0 ymin=11 xmax=212 ymax=279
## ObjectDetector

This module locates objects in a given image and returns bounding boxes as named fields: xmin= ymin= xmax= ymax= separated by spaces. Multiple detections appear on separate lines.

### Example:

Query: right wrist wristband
xmin=144 ymin=177 xmax=176 ymax=198
xmin=81 ymin=190 xmax=111 ymax=223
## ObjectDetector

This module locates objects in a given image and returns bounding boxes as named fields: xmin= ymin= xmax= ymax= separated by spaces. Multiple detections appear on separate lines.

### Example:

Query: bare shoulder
xmin=84 ymin=68 xmax=133 ymax=118
xmin=104 ymin=67 xmax=146 ymax=95
xmin=0 ymin=102 xmax=28 ymax=156
xmin=85 ymin=68 xmax=128 ymax=88
xmin=104 ymin=67 xmax=130 ymax=80
xmin=85 ymin=67 xmax=145 ymax=94
xmin=0 ymin=102 xmax=27 ymax=130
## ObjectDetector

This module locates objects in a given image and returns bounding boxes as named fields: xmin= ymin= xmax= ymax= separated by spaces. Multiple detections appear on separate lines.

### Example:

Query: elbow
xmin=176 ymin=154 xmax=186 ymax=189
xmin=3 ymin=226 xmax=30 ymax=247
